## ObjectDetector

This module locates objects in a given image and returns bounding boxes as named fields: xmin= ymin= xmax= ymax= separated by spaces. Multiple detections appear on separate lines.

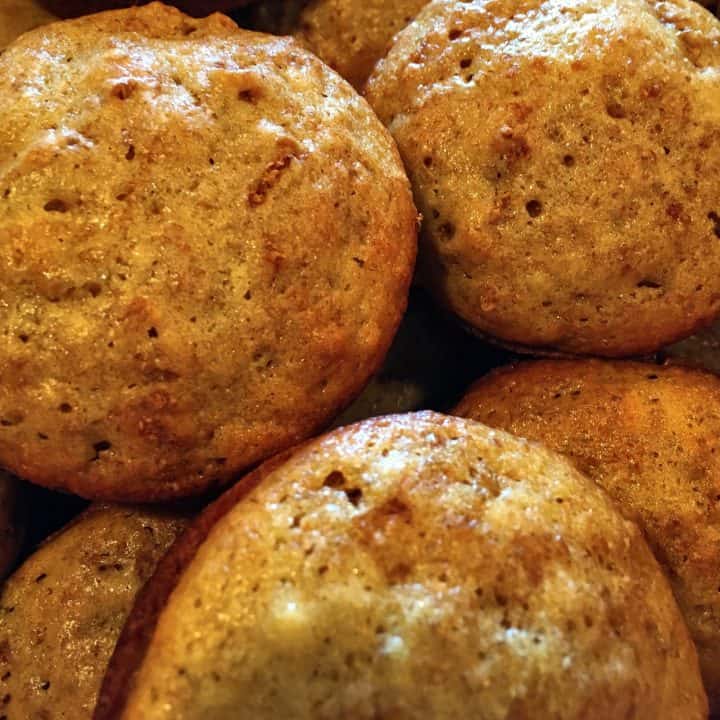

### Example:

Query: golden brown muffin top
xmin=0 ymin=0 xmax=57 ymax=50
xmin=0 ymin=3 xmax=416 ymax=502
xmin=455 ymin=359 xmax=720 ymax=713
xmin=295 ymin=0 xmax=428 ymax=90
xmin=106 ymin=412 xmax=705 ymax=720
xmin=367 ymin=0 xmax=720 ymax=356
xmin=0 ymin=503 xmax=188 ymax=720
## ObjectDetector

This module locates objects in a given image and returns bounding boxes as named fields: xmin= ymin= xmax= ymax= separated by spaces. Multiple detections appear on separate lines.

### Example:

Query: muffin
xmin=0 ymin=3 xmax=417 ymax=502
xmin=97 ymin=413 xmax=707 ymax=720
xmin=455 ymin=360 xmax=720 ymax=713
xmin=239 ymin=1 xmax=427 ymax=90
xmin=0 ymin=473 xmax=24 ymax=579
xmin=366 ymin=0 xmax=720 ymax=357
xmin=0 ymin=503 xmax=189 ymax=720
xmin=38 ymin=0 xmax=253 ymax=20
xmin=0 ymin=0 xmax=56 ymax=49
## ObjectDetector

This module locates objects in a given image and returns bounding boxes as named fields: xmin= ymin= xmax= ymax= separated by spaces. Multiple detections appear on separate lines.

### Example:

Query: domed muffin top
xmin=102 ymin=412 xmax=706 ymax=720
xmin=367 ymin=0 xmax=720 ymax=356
xmin=0 ymin=2 xmax=416 ymax=501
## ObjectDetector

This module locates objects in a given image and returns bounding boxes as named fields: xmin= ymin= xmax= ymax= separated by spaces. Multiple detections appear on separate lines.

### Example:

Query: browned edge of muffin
xmin=92 ymin=446 xmax=301 ymax=720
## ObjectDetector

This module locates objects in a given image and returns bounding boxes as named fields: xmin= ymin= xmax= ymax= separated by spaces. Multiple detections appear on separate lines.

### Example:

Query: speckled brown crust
xmin=0 ymin=0 xmax=56 ymax=49
xmin=0 ymin=3 xmax=417 ymax=502
xmin=366 ymin=0 xmax=720 ymax=357
xmin=99 ymin=412 xmax=705 ymax=720
xmin=0 ymin=473 xmax=24 ymax=579
xmin=455 ymin=360 xmax=720 ymax=714
xmin=0 ymin=503 xmax=189 ymax=720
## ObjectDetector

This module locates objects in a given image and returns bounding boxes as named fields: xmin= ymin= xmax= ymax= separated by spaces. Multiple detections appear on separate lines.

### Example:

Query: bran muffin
xmin=454 ymin=360 xmax=720 ymax=713
xmin=239 ymin=0 xmax=428 ymax=90
xmin=0 ymin=0 xmax=56 ymax=50
xmin=366 ymin=0 xmax=720 ymax=357
xmin=0 ymin=3 xmax=417 ymax=502
xmin=296 ymin=0 xmax=428 ymax=90
xmin=0 ymin=473 xmax=24 ymax=579
xmin=0 ymin=503 xmax=189 ymax=720
xmin=97 ymin=413 xmax=706 ymax=720
xmin=38 ymin=0 xmax=253 ymax=20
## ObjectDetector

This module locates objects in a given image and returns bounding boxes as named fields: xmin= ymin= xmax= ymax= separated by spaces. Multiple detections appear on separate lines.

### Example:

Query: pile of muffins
xmin=0 ymin=0 xmax=719 ymax=718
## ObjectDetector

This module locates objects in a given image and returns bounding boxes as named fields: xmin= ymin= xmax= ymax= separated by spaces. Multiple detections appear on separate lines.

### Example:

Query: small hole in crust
xmin=448 ymin=28 xmax=462 ymax=40
xmin=84 ymin=281 xmax=102 ymax=297
xmin=708 ymin=211 xmax=720 ymax=238
xmin=344 ymin=487 xmax=363 ymax=507
xmin=43 ymin=199 xmax=68 ymax=213
xmin=459 ymin=57 xmax=472 ymax=69
xmin=525 ymin=200 xmax=543 ymax=217
xmin=125 ymin=145 xmax=135 ymax=161
xmin=110 ymin=81 xmax=135 ymax=100
xmin=59 ymin=403 xmax=72 ymax=413
xmin=92 ymin=440 xmax=112 ymax=460
xmin=606 ymin=101 xmax=626 ymax=119
xmin=238 ymin=88 xmax=261 ymax=103
xmin=324 ymin=470 xmax=345 ymax=488
xmin=148 ymin=326 xmax=159 ymax=338
xmin=636 ymin=279 xmax=662 ymax=289
xmin=423 ymin=156 xmax=433 ymax=167
xmin=438 ymin=221 xmax=455 ymax=239
xmin=562 ymin=154 xmax=575 ymax=167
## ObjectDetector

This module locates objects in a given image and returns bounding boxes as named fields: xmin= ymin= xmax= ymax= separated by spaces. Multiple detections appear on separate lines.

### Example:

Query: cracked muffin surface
xmin=455 ymin=359 xmax=720 ymax=714
xmin=366 ymin=0 xmax=720 ymax=356
xmin=103 ymin=412 xmax=706 ymax=720
xmin=0 ymin=2 xmax=416 ymax=501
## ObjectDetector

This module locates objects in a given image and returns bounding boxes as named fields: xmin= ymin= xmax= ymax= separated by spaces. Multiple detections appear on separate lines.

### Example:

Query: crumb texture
xmin=295 ymin=0 xmax=428 ymax=89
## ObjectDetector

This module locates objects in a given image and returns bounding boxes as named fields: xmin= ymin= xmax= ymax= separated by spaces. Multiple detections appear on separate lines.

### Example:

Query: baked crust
xmin=98 ymin=412 xmax=706 ymax=719
xmin=0 ymin=3 xmax=416 ymax=501
xmin=455 ymin=359 xmax=720 ymax=713
xmin=367 ymin=0 xmax=720 ymax=356
xmin=0 ymin=503 xmax=189 ymax=720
